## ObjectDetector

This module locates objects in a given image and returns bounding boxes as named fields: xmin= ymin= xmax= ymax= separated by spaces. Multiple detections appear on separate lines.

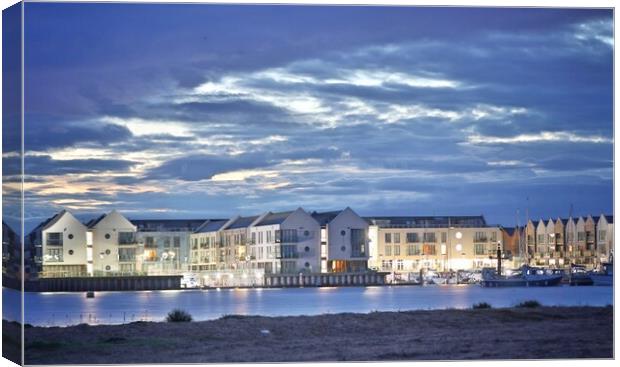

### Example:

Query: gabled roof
xmin=311 ymin=210 xmax=342 ymax=226
xmin=41 ymin=210 xmax=68 ymax=231
xmin=255 ymin=211 xmax=294 ymax=226
xmin=604 ymin=215 xmax=613 ymax=224
xmin=130 ymin=219 xmax=209 ymax=232
xmin=226 ymin=215 xmax=259 ymax=230
xmin=501 ymin=226 xmax=516 ymax=236
xmin=194 ymin=219 xmax=229 ymax=233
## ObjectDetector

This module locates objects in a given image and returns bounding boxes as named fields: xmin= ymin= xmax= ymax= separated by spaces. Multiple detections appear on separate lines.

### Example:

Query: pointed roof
xmin=41 ymin=210 xmax=68 ymax=231
xmin=255 ymin=210 xmax=295 ymax=226
xmin=604 ymin=215 xmax=613 ymax=224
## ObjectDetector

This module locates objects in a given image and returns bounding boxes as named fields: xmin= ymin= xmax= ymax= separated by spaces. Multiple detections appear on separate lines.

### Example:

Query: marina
xmin=3 ymin=284 xmax=613 ymax=327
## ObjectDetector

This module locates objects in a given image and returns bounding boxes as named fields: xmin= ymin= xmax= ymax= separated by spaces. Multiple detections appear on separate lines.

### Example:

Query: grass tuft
xmin=472 ymin=302 xmax=492 ymax=309
xmin=515 ymin=300 xmax=542 ymax=308
xmin=166 ymin=309 xmax=193 ymax=322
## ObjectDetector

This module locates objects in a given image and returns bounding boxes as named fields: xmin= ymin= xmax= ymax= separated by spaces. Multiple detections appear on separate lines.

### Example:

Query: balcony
xmin=46 ymin=239 xmax=63 ymax=247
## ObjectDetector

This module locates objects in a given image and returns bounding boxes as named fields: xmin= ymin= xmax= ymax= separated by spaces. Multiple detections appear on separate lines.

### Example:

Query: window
xmin=304 ymin=230 xmax=310 ymax=236
xmin=275 ymin=230 xmax=281 ymax=243
xmin=475 ymin=243 xmax=485 ymax=255
xmin=396 ymin=259 xmax=404 ymax=270
xmin=145 ymin=236 xmax=155 ymax=248
xmin=266 ymin=231 xmax=272 ymax=243
xmin=281 ymin=229 xmax=298 ymax=243
xmin=105 ymin=233 xmax=111 ymax=240
xmin=394 ymin=233 xmax=401 ymax=243
xmin=46 ymin=232 xmax=63 ymax=246
xmin=163 ymin=237 xmax=171 ymax=248
xmin=423 ymin=244 xmax=436 ymax=255
xmin=394 ymin=245 xmax=400 ymax=256
xmin=119 ymin=232 xmax=137 ymax=245
xmin=474 ymin=232 xmax=487 ymax=242
xmin=385 ymin=233 xmax=392 ymax=243
xmin=578 ymin=232 xmax=585 ymax=241
xmin=251 ymin=232 xmax=256 ymax=244
xmin=68 ymin=234 xmax=74 ymax=240
xmin=340 ymin=230 xmax=346 ymax=236
xmin=407 ymin=244 xmax=420 ymax=256
xmin=350 ymin=229 xmax=366 ymax=257
xmin=68 ymin=250 xmax=74 ymax=255
xmin=423 ymin=232 xmax=436 ymax=243
xmin=172 ymin=236 xmax=180 ymax=248
xmin=490 ymin=232 xmax=497 ymax=242
xmin=45 ymin=248 xmax=63 ymax=262
xmin=599 ymin=230 xmax=606 ymax=241
xmin=406 ymin=233 xmax=419 ymax=243
xmin=441 ymin=232 xmax=447 ymax=243
xmin=537 ymin=234 xmax=545 ymax=243
xmin=385 ymin=245 xmax=392 ymax=256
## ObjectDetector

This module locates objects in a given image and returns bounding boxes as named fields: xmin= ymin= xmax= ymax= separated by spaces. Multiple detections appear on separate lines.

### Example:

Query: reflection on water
xmin=3 ymin=285 xmax=613 ymax=327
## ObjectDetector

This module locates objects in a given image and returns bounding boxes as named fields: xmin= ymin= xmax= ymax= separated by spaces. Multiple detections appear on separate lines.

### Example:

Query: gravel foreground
xmin=12 ymin=306 xmax=614 ymax=364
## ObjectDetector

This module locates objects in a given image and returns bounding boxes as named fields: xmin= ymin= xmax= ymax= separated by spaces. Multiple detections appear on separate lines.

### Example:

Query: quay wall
xmin=25 ymin=275 xmax=182 ymax=292
xmin=264 ymin=272 xmax=387 ymax=287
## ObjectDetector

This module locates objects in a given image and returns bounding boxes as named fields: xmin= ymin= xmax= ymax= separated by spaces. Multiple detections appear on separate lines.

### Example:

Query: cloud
xmin=467 ymin=131 xmax=613 ymax=145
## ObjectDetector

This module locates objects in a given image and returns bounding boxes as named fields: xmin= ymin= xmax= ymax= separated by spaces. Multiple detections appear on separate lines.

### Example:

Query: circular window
xmin=105 ymin=233 xmax=111 ymax=239
xmin=304 ymin=230 xmax=309 ymax=236
xmin=68 ymin=250 xmax=74 ymax=255
xmin=341 ymin=246 xmax=346 ymax=252
xmin=68 ymin=234 xmax=74 ymax=240
xmin=105 ymin=249 xmax=111 ymax=255
xmin=305 ymin=262 xmax=310 ymax=267
xmin=105 ymin=265 xmax=111 ymax=271
xmin=455 ymin=232 xmax=462 ymax=239
xmin=305 ymin=246 xmax=310 ymax=252
xmin=340 ymin=230 xmax=346 ymax=236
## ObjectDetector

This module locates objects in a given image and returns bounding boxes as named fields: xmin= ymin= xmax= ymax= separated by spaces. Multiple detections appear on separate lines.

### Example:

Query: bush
xmin=472 ymin=302 xmax=492 ymax=309
xmin=515 ymin=300 xmax=541 ymax=308
xmin=166 ymin=309 xmax=193 ymax=322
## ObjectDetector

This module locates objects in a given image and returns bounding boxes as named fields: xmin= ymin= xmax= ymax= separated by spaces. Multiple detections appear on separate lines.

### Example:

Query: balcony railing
xmin=46 ymin=239 xmax=63 ymax=246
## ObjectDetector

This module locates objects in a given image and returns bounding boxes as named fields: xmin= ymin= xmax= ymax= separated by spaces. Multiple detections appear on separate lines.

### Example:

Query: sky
xmin=2 ymin=3 xmax=614 ymax=232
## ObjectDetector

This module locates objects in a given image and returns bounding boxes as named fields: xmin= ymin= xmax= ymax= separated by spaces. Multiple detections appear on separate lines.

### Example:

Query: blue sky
xmin=4 ymin=4 xmax=614 ymax=232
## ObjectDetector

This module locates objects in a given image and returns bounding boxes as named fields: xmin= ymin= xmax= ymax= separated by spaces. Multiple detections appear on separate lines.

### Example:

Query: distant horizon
xmin=2 ymin=4 xmax=613 ymax=236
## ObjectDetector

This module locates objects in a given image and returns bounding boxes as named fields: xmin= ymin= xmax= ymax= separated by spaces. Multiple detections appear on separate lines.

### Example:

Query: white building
xmin=249 ymin=208 xmax=321 ymax=274
xmin=86 ymin=210 xmax=137 ymax=275
xmin=596 ymin=214 xmax=613 ymax=263
xmin=311 ymin=208 xmax=369 ymax=273
xmin=40 ymin=210 xmax=88 ymax=277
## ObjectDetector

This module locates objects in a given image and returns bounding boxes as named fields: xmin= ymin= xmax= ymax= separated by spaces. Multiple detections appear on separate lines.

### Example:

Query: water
xmin=3 ymin=285 xmax=613 ymax=327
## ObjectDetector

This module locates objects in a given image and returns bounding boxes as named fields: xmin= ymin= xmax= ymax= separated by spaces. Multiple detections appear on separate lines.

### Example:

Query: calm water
xmin=3 ymin=285 xmax=613 ymax=327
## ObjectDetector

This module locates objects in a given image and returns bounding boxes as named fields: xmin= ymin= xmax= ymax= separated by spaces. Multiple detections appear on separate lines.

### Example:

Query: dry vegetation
xmin=14 ymin=306 xmax=613 ymax=364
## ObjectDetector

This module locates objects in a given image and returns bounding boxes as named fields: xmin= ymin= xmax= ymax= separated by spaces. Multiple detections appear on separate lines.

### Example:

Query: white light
xmin=456 ymin=244 xmax=463 ymax=252
xmin=455 ymin=232 xmax=462 ymax=239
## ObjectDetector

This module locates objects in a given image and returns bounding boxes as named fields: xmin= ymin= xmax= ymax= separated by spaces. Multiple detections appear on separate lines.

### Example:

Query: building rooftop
xmin=194 ymin=219 xmax=229 ymax=233
xmin=365 ymin=215 xmax=488 ymax=228
xmin=255 ymin=211 xmax=294 ymax=226
xmin=84 ymin=214 xmax=106 ymax=229
xmin=311 ymin=210 xmax=342 ymax=226
xmin=40 ymin=210 xmax=68 ymax=232
xmin=226 ymin=216 xmax=259 ymax=230
xmin=130 ymin=219 xmax=210 ymax=232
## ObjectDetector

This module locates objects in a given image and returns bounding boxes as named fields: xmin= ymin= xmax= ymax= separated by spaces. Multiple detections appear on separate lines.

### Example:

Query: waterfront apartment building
xmin=367 ymin=216 xmax=503 ymax=274
xmin=312 ymin=208 xmax=369 ymax=273
xmin=131 ymin=219 xmax=206 ymax=275
xmin=248 ymin=208 xmax=321 ymax=274
xmin=38 ymin=210 xmax=89 ymax=277
xmin=501 ymin=214 xmax=613 ymax=269
xmin=189 ymin=219 xmax=229 ymax=272
xmin=86 ymin=210 xmax=138 ymax=275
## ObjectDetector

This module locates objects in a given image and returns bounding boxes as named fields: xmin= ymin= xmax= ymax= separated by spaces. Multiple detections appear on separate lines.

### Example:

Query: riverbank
xmin=17 ymin=306 xmax=612 ymax=364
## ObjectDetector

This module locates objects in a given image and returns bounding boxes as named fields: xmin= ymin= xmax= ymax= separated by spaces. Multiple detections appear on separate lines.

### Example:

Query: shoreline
xmin=13 ymin=305 xmax=613 ymax=364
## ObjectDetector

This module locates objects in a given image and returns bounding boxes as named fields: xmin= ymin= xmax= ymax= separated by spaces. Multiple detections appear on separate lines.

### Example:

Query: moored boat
xmin=569 ymin=264 xmax=593 ymax=286
xmin=589 ymin=261 xmax=613 ymax=286
xmin=481 ymin=265 xmax=563 ymax=287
